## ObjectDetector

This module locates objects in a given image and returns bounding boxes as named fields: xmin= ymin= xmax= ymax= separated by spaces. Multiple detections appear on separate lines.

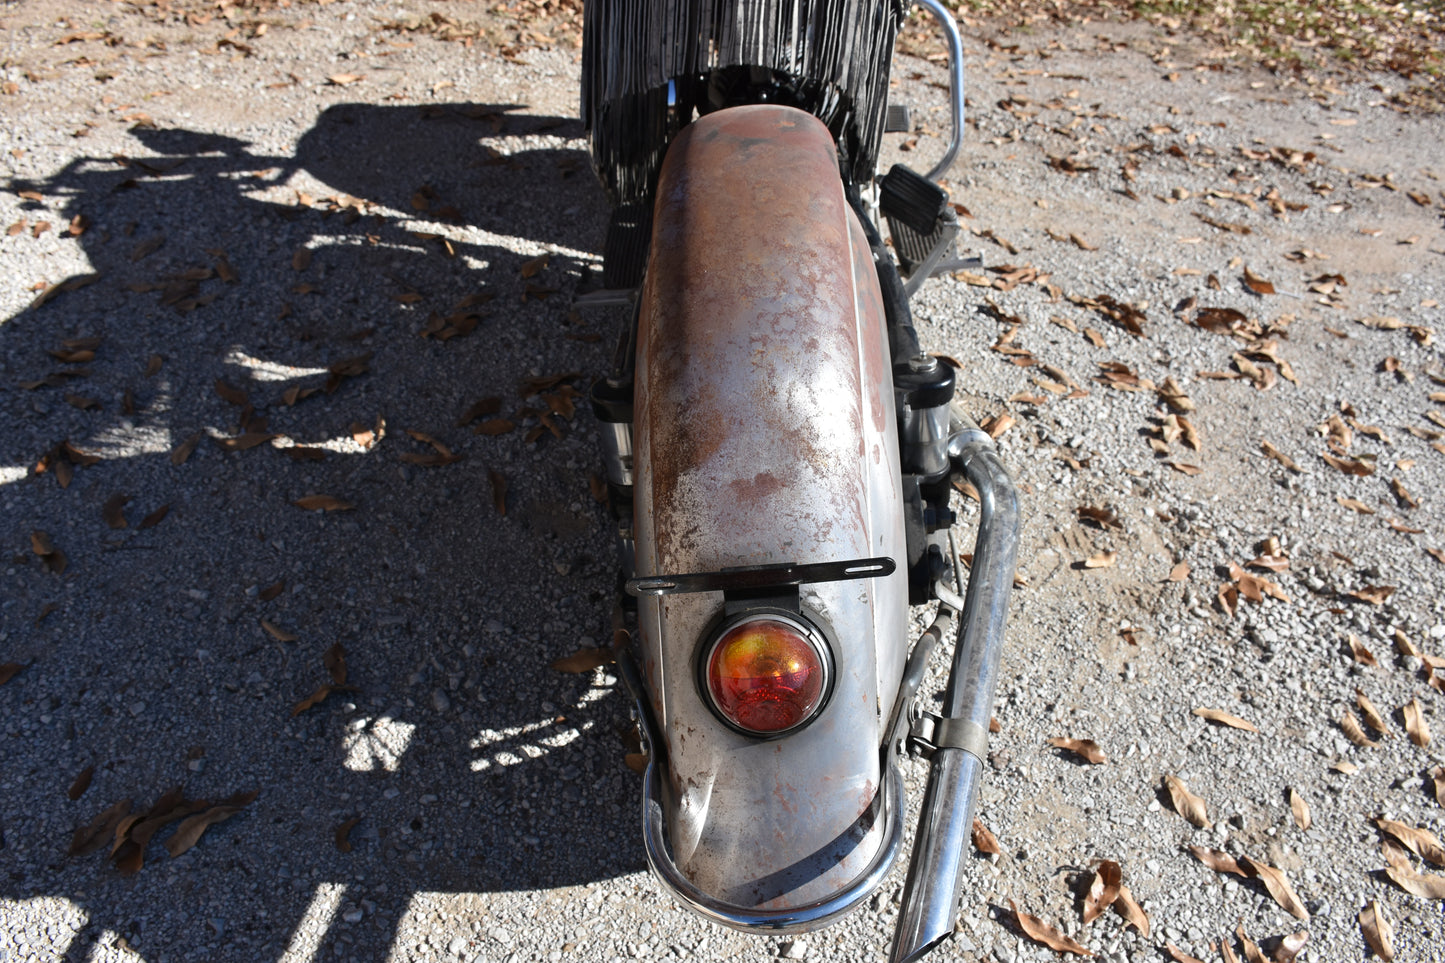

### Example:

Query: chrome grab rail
xmin=915 ymin=0 xmax=966 ymax=181
xmin=641 ymin=754 xmax=906 ymax=934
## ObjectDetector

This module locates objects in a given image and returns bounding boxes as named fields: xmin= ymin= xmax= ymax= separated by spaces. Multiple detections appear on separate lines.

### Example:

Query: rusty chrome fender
xmin=629 ymin=104 xmax=910 ymax=925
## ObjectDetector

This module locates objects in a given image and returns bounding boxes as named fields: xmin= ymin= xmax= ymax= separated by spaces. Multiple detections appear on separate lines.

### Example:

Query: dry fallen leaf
xmin=324 ymin=642 xmax=348 ymax=685
xmin=1243 ymin=267 xmax=1276 ymax=295
xmin=1164 ymin=775 xmax=1210 ymax=828
xmin=550 ymin=647 xmax=612 ymax=673
xmin=0 ymin=662 xmax=26 ymax=686
xmin=1188 ymin=845 xmax=1245 ymax=876
xmin=972 ymin=818 xmax=1001 ymax=855
xmin=1359 ymin=901 xmax=1395 ymax=961
xmin=1348 ymin=634 xmax=1379 ymax=666
xmin=164 ymin=790 xmax=257 ymax=857
xmin=1337 ymin=495 xmax=1376 ymax=515
xmin=1274 ymin=932 xmax=1308 ymax=963
xmin=1287 ymin=787 xmax=1311 ymax=831
xmin=1341 ymin=712 xmax=1379 ymax=748
xmin=1238 ymin=855 xmax=1309 ymax=920
xmin=258 ymin=580 xmax=284 ymax=602
xmin=1376 ymin=819 xmax=1445 ymax=865
xmin=1403 ymin=698 xmax=1431 ymax=747
xmin=170 ymin=432 xmax=202 ymax=466
xmin=101 ymin=493 xmax=130 ymax=529
xmin=335 ymin=816 xmax=362 ymax=853
xmin=261 ymin=619 xmax=297 ymax=642
xmin=1082 ymin=860 xmax=1122 ymax=924
xmin=1235 ymin=925 xmax=1268 ymax=963
xmin=1163 ymin=944 xmax=1206 ymax=963
xmin=489 ymin=469 xmax=507 ymax=516
xmin=1113 ymin=883 xmax=1149 ymax=936
xmin=1011 ymin=900 xmax=1093 ymax=956
xmin=1260 ymin=439 xmax=1302 ymax=473
xmin=68 ymin=798 xmax=132 ymax=856
xmin=1356 ymin=689 xmax=1388 ymax=734
xmin=1384 ymin=866 xmax=1445 ymax=899
xmin=67 ymin=765 xmax=95 ymax=801
xmin=292 ymin=495 xmax=354 ymax=512
xmin=1192 ymin=707 xmax=1259 ymax=732
xmin=1047 ymin=737 xmax=1107 ymax=764
xmin=1432 ymin=767 xmax=1445 ymax=808
xmin=1083 ymin=551 xmax=1118 ymax=569
xmin=138 ymin=504 xmax=170 ymax=529
xmin=1167 ymin=561 xmax=1190 ymax=582
xmin=1346 ymin=585 xmax=1396 ymax=606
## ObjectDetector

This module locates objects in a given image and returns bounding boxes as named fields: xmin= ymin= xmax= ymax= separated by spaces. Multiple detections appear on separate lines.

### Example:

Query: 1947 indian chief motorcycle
xmin=576 ymin=0 xmax=1020 ymax=960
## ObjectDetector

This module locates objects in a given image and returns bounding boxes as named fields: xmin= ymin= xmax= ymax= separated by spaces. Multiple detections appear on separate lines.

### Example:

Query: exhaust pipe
xmin=890 ymin=415 xmax=1020 ymax=963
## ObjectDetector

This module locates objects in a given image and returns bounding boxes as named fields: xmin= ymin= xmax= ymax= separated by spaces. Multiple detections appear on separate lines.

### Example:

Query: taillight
xmin=703 ymin=616 xmax=831 ymax=735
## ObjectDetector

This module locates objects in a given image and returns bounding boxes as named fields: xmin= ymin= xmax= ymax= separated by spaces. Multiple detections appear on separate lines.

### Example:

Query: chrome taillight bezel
xmin=695 ymin=607 xmax=837 ymax=739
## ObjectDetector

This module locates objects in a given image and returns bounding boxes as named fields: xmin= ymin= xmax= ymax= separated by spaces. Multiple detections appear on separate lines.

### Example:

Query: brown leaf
xmin=475 ymin=418 xmax=516 ymax=436
xmin=1078 ymin=506 xmax=1121 ymax=530
xmin=164 ymin=791 xmax=257 ymax=857
xmin=971 ymin=818 xmax=1001 ymax=854
xmin=1260 ymin=440 xmax=1302 ymax=473
xmin=519 ymin=253 xmax=550 ymax=278
xmin=214 ymin=379 xmax=249 ymax=406
xmin=291 ymin=247 xmax=312 ymax=271
xmin=138 ymin=504 xmax=170 ymax=529
xmin=291 ymin=683 xmax=336 ymax=716
xmin=1158 ymin=376 xmax=1195 ymax=413
xmin=335 ymin=816 xmax=361 ymax=853
xmin=1047 ymin=737 xmax=1107 ymax=764
xmin=1337 ymin=495 xmax=1375 ymax=514
xmin=1164 ymin=774 xmax=1210 ymax=828
xmin=1083 ymin=551 xmax=1117 ymax=569
xmin=1163 ymin=945 xmax=1206 ymax=963
xmin=1322 ymin=453 xmax=1374 ymax=476
xmin=1359 ymin=901 xmax=1395 ymax=961
xmin=1236 ymin=925 xmax=1268 ymax=963
xmin=1348 ymin=634 xmax=1379 ymax=667
xmin=550 ymin=647 xmax=611 ymax=673
xmin=323 ymin=643 xmax=347 ymax=685
xmin=68 ymin=798 xmax=132 ymax=856
xmin=0 ymin=662 xmax=24 ymax=686
xmin=1287 ymin=787 xmax=1310 ymax=831
xmin=292 ymin=495 xmax=354 ymax=512
xmin=1238 ymin=855 xmax=1309 ymax=919
xmin=1356 ymin=689 xmax=1388 ymax=733
xmin=1404 ymin=698 xmax=1431 ymax=748
xmin=456 ymin=396 xmax=502 ymax=427
xmin=258 ymin=580 xmax=284 ymax=602
xmin=1188 ymin=845 xmax=1245 ymax=876
xmin=1391 ymin=478 xmax=1419 ymax=509
xmin=1166 ymin=561 xmax=1190 ymax=582
xmin=1341 ymin=712 xmax=1379 ymax=747
xmin=1346 ymin=585 xmax=1395 ymax=606
xmin=1274 ymin=932 xmax=1308 ymax=963
xmin=489 ymin=469 xmax=507 ymax=516
xmin=327 ymin=73 xmax=363 ymax=85
xmin=170 ymin=432 xmax=202 ymax=466
xmin=1432 ymin=766 xmax=1445 ymax=808
xmin=1011 ymin=900 xmax=1093 ymax=956
xmin=1192 ymin=707 xmax=1259 ymax=732
xmin=1082 ymin=860 xmax=1121 ymax=924
xmin=1243 ymin=267 xmax=1276 ymax=295
xmin=102 ymin=493 xmax=130 ymax=529
xmin=67 ymin=765 xmax=95 ymax=801
xmin=1384 ymin=866 xmax=1445 ymax=898
xmin=261 ymin=619 xmax=297 ymax=642
xmin=1112 ymin=884 xmax=1149 ymax=936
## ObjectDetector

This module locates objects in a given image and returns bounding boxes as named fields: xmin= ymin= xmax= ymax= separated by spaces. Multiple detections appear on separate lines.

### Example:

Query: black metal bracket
xmin=626 ymin=556 xmax=895 ymax=600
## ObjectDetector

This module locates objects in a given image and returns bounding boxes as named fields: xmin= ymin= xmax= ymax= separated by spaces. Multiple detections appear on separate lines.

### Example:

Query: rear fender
xmin=633 ymin=104 xmax=908 ymax=915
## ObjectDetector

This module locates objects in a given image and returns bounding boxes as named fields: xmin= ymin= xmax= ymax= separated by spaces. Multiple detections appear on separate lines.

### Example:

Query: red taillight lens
xmin=705 ymin=617 xmax=828 ymax=734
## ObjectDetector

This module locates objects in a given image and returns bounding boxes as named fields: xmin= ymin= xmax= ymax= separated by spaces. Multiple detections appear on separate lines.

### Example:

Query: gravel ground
xmin=2 ymin=2 xmax=1444 ymax=963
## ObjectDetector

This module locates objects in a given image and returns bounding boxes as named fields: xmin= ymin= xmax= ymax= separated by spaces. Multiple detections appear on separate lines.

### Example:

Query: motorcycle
xmin=577 ymin=1 xmax=1021 ymax=960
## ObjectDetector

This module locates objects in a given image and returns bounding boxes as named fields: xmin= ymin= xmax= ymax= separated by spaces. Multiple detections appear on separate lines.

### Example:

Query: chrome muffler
xmin=890 ymin=411 xmax=1020 ymax=963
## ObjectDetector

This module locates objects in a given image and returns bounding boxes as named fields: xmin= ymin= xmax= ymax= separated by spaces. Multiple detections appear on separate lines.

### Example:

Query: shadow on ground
xmin=0 ymin=102 xmax=641 ymax=962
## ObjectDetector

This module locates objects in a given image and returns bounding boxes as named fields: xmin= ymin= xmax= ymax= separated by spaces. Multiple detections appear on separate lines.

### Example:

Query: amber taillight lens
xmin=704 ymin=617 xmax=828 ymax=735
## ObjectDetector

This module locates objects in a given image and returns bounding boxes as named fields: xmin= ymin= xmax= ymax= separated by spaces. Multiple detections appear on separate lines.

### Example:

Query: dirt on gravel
xmin=2 ymin=2 xmax=1444 ymax=963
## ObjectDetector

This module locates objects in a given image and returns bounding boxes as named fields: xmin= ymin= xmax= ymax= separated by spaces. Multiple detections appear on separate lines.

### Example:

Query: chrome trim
xmin=915 ymin=0 xmax=966 ymax=181
xmin=890 ymin=407 xmax=1021 ymax=963
xmin=599 ymin=420 xmax=634 ymax=487
xmin=642 ymin=752 xmax=906 ymax=934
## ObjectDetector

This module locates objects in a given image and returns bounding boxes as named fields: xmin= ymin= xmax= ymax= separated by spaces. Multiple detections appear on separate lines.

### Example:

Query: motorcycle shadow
xmin=0 ymin=102 xmax=642 ymax=962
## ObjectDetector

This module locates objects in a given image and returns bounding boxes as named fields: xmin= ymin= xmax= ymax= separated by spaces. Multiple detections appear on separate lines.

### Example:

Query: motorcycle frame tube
xmin=632 ymin=103 xmax=910 ymax=914
xmin=913 ymin=0 xmax=966 ymax=181
xmin=890 ymin=421 xmax=1021 ymax=963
